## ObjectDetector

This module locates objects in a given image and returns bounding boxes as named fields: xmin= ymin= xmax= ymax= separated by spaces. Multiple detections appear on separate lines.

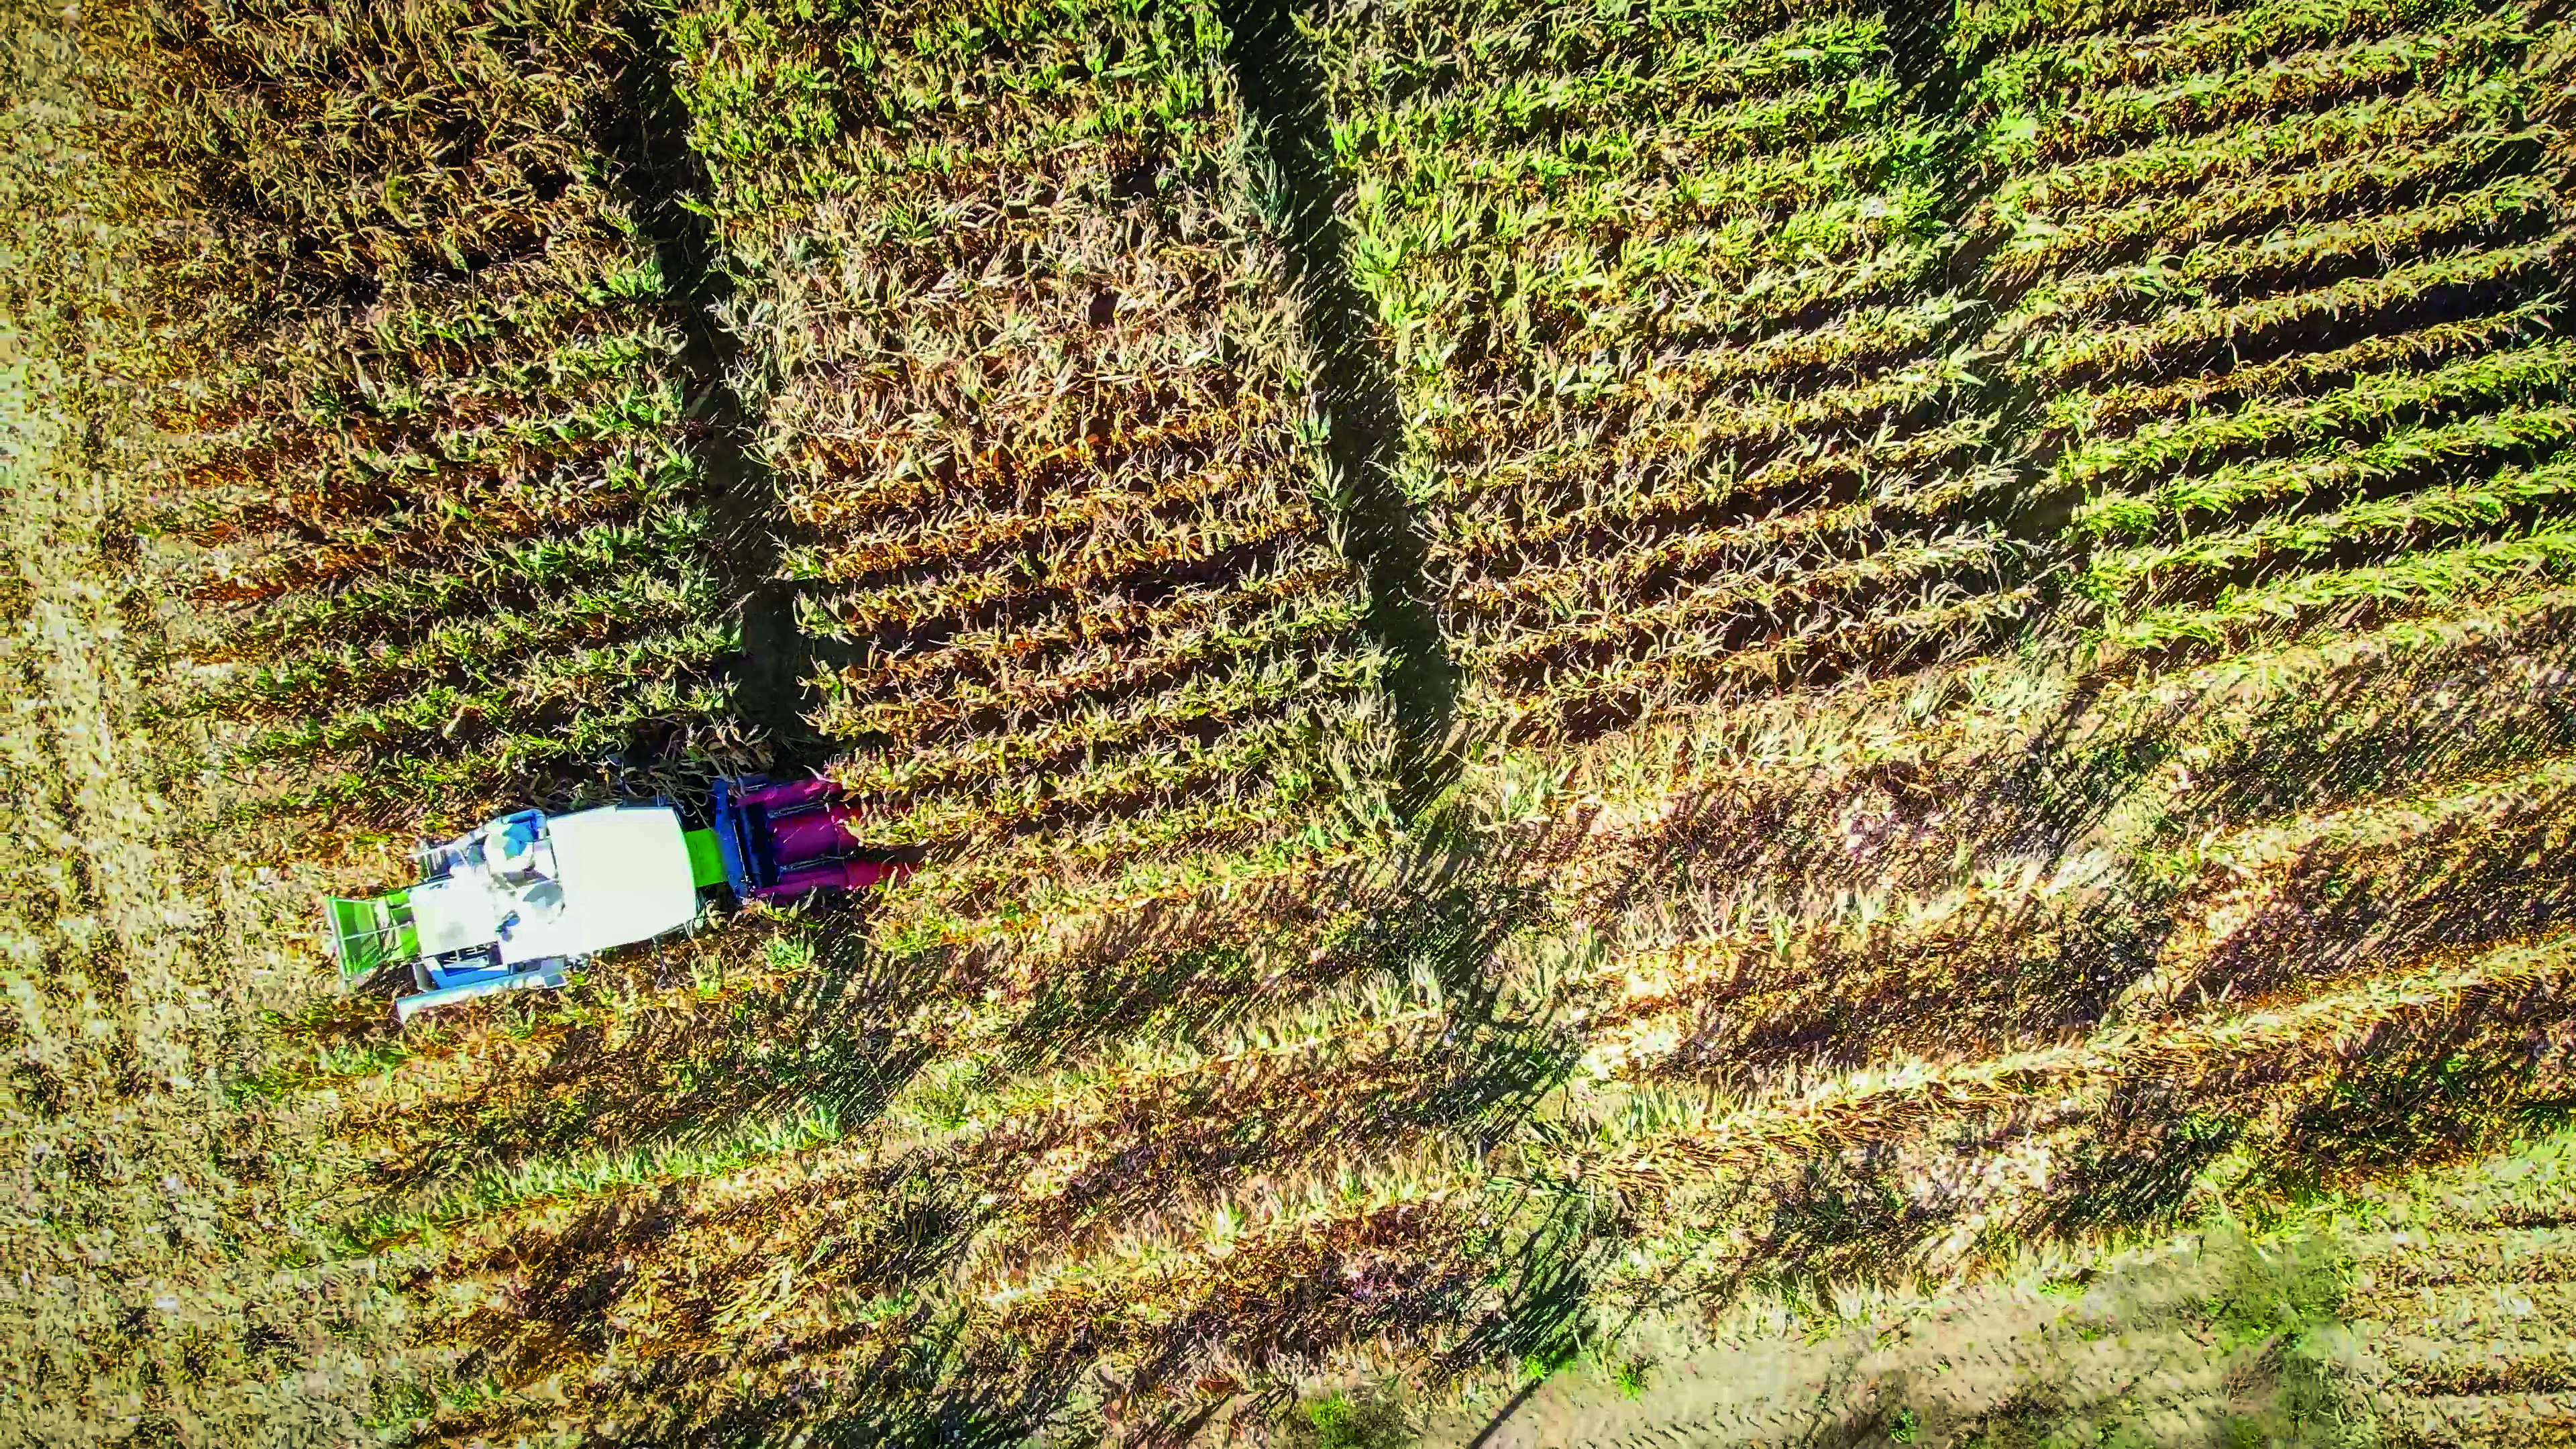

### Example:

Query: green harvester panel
xmin=328 ymin=890 xmax=416 ymax=981
xmin=683 ymin=827 xmax=727 ymax=890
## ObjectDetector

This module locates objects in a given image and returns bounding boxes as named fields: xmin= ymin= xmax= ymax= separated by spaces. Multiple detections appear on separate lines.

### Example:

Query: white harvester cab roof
xmin=409 ymin=805 xmax=700 ymax=967
xmin=330 ymin=773 xmax=912 ymax=1024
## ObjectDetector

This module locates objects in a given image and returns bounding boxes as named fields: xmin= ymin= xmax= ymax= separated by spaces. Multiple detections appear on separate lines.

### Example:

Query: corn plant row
xmin=909 ymin=996 xmax=1454 ymax=1175
xmin=1432 ymin=419 xmax=1997 ymax=573
xmin=2106 ymin=521 xmax=2576 ymax=649
xmin=1550 ymin=571 xmax=2576 ymax=898
xmin=1381 ymin=68 xmax=1912 ymax=184
xmin=2090 ymin=452 xmax=2576 ymax=604
xmin=1438 ymin=469 xmax=1993 ymax=622
xmin=1953 ymin=0 xmax=2239 ymax=54
xmin=821 ymin=590 xmax=1368 ymax=741
xmin=1395 ymin=289 xmax=1980 ymax=439
xmin=173 ymin=389 xmax=690 ymax=530
xmin=2148 ymin=737 xmax=2576 ymax=884
xmin=768 ymin=372 xmax=1289 ymax=533
xmin=2057 ymin=335 xmax=2576 ymax=490
xmin=1575 ymin=733 xmax=2574 ymax=1081
xmin=2078 ymin=402 xmax=2576 ymax=538
xmin=1346 ymin=93 xmax=1937 ymax=260
xmin=1462 ymin=530 xmax=2013 ymax=676
xmin=1354 ymin=119 xmax=1952 ymax=263
xmin=370 ymin=973 xmax=1454 ymax=1277
xmin=237 ymin=621 xmax=737 ymax=768
xmin=970 ymin=1147 xmax=1477 ymax=1330
xmin=873 ymin=819 xmax=1382 ymax=965
xmin=1988 ymin=79 xmax=2534 ymax=230
xmin=789 ymin=497 xmax=1331 ymax=635
xmin=341 ymin=297 xmax=684 ymax=392
xmin=197 ymin=508 xmax=715 ymax=661
xmin=1482 ymin=586 xmax=2040 ymax=735
xmin=823 ymin=645 xmax=1383 ymax=795
xmin=1529 ymin=584 xmax=2565 ymax=989
xmin=2043 ymin=301 xmax=2557 ymax=440
xmin=274 ymin=914 xmax=837 ymax=1110
xmin=1364 ymin=225 xmax=1949 ymax=400
xmin=757 ymin=254 xmax=1283 ymax=478
xmin=2002 ymin=11 xmax=2544 ymax=166
xmin=1419 ymin=347 xmax=1968 ymax=474
xmin=336 ymin=1097 xmax=851 ymax=1255
xmin=1574 ymin=927 xmax=2576 ymax=1189
xmin=843 ymin=706 xmax=1381 ymax=851
xmin=2016 ymin=202 xmax=2572 ymax=374
xmin=1343 ymin=115 xmax=1927 ymax=272
xmin=246 ymin=314 xmax=688 ymax=433
xmin=274 ymin=680 xmax=741 ymax=823
xmin=2095 ymin=576 xmax=2576 ymax=723
xmin=2037 ymin=172 xmax=2567 ymax=319
xmin=2125 ymin=772 xmax=2576 ymax=1015
xmin=183 ymin=324 xmax=688 ymax=486
xmin=1972 ymin=0 xmax=2481 ymax=107
xmin=810 ymin=552 xmax=1357 ymax=694
xmin=1561 ymin=894 xmax=2151 ymax=1096
xmin=841 ymin=718 xmax=1316 ymax=846
xmin=786 ymin=437 xmax=1296 ymax=585
xmin=203 ymin=562 xmax=722 ymax=723
xmin=153 ymin=263 xmax=673 ymax=437
xmin=1988 ymin=117 xmax=2552 ymax=284
xmin=191 ymin=434 xmax=703 ymax=608
xmin=901 ymin=790 xmax=1366 ymax=913
xmin=1318 ymin=0 xmax=1854 ymax=100
xmin=2031 ymin=228 xmax=2576 ymax=381
xmin=1333 ymin=11 xmax=1885 ymax=154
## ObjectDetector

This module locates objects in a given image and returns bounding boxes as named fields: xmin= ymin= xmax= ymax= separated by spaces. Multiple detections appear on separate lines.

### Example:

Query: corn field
xmin=11 ymin=0 xmax=2576 ymax=1441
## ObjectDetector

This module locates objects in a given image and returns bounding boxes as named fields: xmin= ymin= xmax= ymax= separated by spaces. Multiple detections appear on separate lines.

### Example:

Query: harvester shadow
xmin=2273 ymin=980 xmax=2576 ymax=1181
xmin=639 ymin=1308 xmax=1083 ymax=1449
xmin=996 ymin=833 xmax=1582 ymax=1270
xmin=944 ymin=614 xmax=2576 ymax=1419
xmin=360 ymin=906 xmax=951 ymax=1194
xmin=1646 ymin=951 xmax=2576 ymax=1301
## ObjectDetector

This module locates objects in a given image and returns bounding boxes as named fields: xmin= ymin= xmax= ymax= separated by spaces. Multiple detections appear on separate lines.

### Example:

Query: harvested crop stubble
xmin=676 ymin=0 xmax=1387 ymax=898
xmin=101 ymin=0 xmax=745 ymax=830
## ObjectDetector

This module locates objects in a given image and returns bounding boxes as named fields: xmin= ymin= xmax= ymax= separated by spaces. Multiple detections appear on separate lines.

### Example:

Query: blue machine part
xmin=710 ymin=773 xmax=767 ymax=896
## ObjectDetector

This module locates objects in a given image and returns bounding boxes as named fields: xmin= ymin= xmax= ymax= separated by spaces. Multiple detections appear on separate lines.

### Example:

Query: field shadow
xmin=1586 ymin=600 xmax=2576 ymax=1073
xmin=1220 ymin=0 xmax=1459 ymax=793
xmin=350 ymin=904 xmax=953 ymax=1195
xmin=602 ymin=1 xmax=843 ymax=773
